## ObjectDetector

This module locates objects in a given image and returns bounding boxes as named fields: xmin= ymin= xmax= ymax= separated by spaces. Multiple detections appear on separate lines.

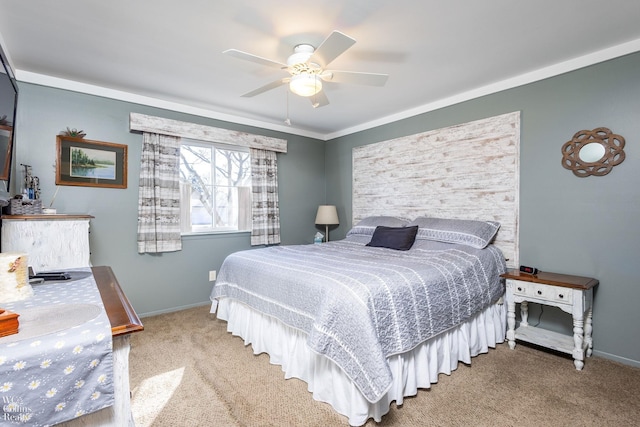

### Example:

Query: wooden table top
xmin=92 ymin=266 xmax=143 ymax=337
xmin=501 ymin=268 xmax=599 ymax=290
xmin=1 ymin=214 xmax=94 ymax=220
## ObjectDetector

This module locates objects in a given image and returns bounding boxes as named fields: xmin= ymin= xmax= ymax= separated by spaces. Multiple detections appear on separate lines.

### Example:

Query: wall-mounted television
xmin=0 ymin=39 xmax=18 ymax=196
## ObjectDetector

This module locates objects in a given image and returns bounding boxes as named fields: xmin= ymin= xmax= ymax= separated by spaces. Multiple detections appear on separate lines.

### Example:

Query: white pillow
xmin=346 ymin=216 xmax=411 ymax=237
xmin=408 ymin=217 xmax=500 ymax=249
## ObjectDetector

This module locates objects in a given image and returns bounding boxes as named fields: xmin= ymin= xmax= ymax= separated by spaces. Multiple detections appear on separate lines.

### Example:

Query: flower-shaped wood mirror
xmin=561 ymin=127 xmax=625 ymax=177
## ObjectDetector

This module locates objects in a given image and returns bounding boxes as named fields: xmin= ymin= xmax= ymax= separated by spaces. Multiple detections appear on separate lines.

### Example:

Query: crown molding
xmin=15 ymin=38 xmax=640 ymax=142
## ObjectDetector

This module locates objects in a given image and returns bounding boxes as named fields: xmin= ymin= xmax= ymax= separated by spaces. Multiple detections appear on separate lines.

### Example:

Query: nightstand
xmin=501 ymin=269 xmax=599 ymax=370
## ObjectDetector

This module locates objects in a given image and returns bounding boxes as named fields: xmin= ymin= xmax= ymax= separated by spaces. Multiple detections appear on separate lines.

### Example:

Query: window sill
xmin=181 ymin=230 xmax=251 ymax=237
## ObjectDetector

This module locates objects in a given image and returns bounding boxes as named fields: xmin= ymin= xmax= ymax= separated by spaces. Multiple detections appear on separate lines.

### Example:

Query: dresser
xmin=501 ymin=269 xmax=599 ymax=370
xmin=1 ymin=214 xmax=93 ymax=271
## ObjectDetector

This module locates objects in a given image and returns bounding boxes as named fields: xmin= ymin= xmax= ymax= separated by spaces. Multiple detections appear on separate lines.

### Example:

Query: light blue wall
xmin=325 ymin=52 xmax=640 ymax=366
xmin=13 ymin=83 xmax=326 ymax=316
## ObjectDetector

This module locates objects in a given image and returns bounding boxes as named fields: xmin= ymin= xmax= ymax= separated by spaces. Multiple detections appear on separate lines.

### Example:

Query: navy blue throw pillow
xmin=366 ymin=225 xmax=419 ymax=251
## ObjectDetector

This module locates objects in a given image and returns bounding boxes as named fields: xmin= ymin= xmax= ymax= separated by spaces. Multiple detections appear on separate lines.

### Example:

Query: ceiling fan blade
xmin=310 ymin=90 xmax=329 ymax=108
xmin=241 ymin=78 xmax=290 ymax=97
xmin=320 ymin=70 xmax=389 ymax=86
xmin=223 ymin=49 xmax=287 ymax=69
xmin=309 ymin=31 xmax=356 ymax=68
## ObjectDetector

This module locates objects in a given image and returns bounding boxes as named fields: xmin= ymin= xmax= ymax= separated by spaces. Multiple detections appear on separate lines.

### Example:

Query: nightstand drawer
xmin=509 ymin=280 xmax=572 ymax=304
xmin=511 ymin=280 xmax=531 ymax=296
xmin=531 ymin=283 xmax=572 ymax=304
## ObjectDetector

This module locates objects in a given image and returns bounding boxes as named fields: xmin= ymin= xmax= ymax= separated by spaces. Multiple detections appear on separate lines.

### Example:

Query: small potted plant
xmin=61 ymin=127 xmax=87 ymax=138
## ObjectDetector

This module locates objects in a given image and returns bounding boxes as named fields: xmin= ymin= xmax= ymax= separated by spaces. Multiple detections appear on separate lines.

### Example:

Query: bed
xmin=210 ymin=112 xmax=520 ymax=425
xmin=211 ymin=217 xmax=507 ymax=425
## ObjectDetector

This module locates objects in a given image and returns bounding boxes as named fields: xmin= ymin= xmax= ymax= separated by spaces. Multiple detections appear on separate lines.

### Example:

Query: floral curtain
xmin=137 ymin=132 xmax=182 ymax=253
xmin=250 ymin=148 xmax=280 ymax=246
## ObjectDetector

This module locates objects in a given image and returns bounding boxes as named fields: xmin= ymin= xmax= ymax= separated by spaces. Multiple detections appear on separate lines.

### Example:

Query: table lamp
xmin=315 ymin=205 xmax=339 ymax=242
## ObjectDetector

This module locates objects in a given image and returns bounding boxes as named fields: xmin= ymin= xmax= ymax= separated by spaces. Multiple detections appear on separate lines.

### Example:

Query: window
xmin=179 ymin=139 xmax=251 ymax=234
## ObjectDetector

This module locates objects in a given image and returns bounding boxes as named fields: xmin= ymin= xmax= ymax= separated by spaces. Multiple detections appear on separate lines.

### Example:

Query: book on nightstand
xmin=0 ymin=308 xmax=20 ymax=337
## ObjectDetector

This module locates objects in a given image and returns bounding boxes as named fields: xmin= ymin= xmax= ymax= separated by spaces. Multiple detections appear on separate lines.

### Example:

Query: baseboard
xmin=138 ymin=300 xmax=211 ymax=319
xmin=592 ymin=349 xmax=640 ymax=368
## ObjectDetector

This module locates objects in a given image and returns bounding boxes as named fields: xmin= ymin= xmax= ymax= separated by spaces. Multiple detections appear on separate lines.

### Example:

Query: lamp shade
xmin=315 ymin=205 xmax=339 ymax=225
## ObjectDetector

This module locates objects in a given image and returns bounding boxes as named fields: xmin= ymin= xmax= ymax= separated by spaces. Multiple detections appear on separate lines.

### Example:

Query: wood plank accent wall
xmin=353 ymin=111 xmax=520 ymax=267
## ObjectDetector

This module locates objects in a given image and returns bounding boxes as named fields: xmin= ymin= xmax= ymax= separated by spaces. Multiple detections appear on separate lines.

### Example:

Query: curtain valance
xmin=129 ymin=113 xmax=287 ymax=153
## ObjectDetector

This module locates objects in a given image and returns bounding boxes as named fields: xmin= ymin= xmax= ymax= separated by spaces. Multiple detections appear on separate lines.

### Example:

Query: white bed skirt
xmin=214 ymin=298 xmax=506 ymax=426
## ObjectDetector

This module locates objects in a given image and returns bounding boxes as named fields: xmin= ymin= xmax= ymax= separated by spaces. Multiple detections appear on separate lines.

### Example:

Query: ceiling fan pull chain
xmin=284 ymin=90 xmax=291 ymax=126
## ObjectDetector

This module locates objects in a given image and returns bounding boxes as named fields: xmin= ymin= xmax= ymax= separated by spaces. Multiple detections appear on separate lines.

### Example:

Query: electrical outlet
xmin=209 ymin=270 xmax=216 ymax=281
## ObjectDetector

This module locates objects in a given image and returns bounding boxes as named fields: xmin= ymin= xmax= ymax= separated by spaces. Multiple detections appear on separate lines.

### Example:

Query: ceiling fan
xmin=224 ymin=30 xmax=389 ymax=108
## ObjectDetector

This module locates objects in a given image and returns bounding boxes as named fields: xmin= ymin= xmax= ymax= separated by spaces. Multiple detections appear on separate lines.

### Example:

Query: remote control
xmin=30 ymin=272 xmax=72 ymax=281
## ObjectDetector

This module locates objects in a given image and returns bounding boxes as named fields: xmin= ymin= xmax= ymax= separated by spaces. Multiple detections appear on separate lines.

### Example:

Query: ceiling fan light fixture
xmin=289 ymin=74 xmax=322 ymax=97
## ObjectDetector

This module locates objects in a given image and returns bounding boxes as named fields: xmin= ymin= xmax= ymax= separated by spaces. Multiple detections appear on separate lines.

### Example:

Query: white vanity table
xmin=1 ymin=214 xmax=93 ymax=270
xmin=502 ymin=269 xmax=599 ymax=370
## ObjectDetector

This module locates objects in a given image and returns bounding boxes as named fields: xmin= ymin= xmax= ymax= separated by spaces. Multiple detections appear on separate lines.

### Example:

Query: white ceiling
xmin=1 ymin=0 xmax=639 ymax=140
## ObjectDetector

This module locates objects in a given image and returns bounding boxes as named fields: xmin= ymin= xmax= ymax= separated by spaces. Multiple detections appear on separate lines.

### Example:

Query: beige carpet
xmin=129 ymin=305 xmax=640 ymax=426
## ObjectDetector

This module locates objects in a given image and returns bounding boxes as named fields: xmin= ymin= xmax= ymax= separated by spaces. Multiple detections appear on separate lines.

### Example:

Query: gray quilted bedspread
xmin=210 ymin=237 xmax=506 ymax=403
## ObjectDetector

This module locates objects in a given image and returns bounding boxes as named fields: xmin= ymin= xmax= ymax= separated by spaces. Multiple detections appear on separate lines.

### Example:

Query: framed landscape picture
xmin=56 ymin=136 xmax=128 ymax=188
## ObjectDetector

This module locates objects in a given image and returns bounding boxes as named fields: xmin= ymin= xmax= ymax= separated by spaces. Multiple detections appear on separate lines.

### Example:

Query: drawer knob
xmin=559 ymin=294 xmax=564 ymax=299
xmin=537 ymin=290 xmax=542 ymax=295
xmin=517 ymin=287 xmax=522 ymax=292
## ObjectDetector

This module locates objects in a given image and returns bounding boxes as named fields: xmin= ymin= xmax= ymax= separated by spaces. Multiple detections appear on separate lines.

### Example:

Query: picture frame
xmin=0 ymin=124 xmax=13 ymax=181
xmin=56 ymin=135 xmax=128 ymax=188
